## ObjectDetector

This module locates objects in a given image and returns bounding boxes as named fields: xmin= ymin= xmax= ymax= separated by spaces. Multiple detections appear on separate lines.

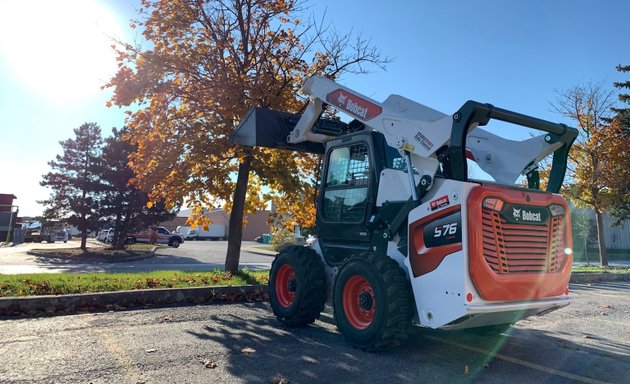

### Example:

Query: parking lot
xmin=0 ymin=239 xmax=273 ymax=274
xmin=1 ymin=281 xmax=628 ymax=383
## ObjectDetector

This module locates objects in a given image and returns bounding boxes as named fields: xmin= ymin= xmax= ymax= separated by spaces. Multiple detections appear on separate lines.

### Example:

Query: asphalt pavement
xmin=0 ymin=239 xmax=274 ymax=274
xmin=0 ymin=281 xmax=628 ymax=383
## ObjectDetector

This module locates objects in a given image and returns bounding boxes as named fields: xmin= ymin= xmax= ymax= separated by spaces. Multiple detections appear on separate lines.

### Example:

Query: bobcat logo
xmin=337 ymin=92 xmax=347 ymax=105
xmin=512 ymin=207 xmax=521 ymax=220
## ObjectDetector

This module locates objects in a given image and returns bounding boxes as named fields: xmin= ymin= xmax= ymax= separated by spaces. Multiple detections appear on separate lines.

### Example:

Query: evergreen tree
xmin=606 ymin=64 xmax=630 ymax=223
xmin=612 ymin=64 xmax=630 ymax=130
xmin=40 ymin=123 xmax=104 ymax=251
xmin=100 ymin=128 xmax=176 ymax=249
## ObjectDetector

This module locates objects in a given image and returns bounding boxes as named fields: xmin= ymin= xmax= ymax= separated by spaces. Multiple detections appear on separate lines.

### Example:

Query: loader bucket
xmin=232 ymin=107 xmax=325 ymax=154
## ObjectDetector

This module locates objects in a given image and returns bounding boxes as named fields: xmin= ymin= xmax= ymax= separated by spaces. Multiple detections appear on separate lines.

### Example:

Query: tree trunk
xmin=112 ymin=192 xmax=125 ymax=250
xmin=584 ymin=232 xmax=589 ymax=266
xmin=80 ymin=226 xmax=87 ymax=251
xmin=225 ymin=151 xmax=252 ymax=274
xmin=80 ymin=208 xmax=87 ymax=251
xmin=595 ymin=211 xmax=608 ymax=266
xmin=81 ymin=154 xmax=89 ymax=252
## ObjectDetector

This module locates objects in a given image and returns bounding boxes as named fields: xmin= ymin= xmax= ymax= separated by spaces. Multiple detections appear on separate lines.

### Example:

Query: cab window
xmin=322 ymin=144 xmax=370 ymax=222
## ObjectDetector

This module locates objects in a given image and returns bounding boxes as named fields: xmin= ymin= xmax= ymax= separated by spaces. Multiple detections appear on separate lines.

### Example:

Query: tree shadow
xmin=22 ymin=252 xmax=270 ymax=274
xmin=185 ymin=303 xmax=630 ymax=384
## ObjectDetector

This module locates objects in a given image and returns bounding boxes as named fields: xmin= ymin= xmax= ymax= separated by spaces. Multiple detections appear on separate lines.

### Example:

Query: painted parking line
xmin=92 ymin=324 xmax=145 ymax=383
xmin=422 ymin=334 xmax=611 ymax=384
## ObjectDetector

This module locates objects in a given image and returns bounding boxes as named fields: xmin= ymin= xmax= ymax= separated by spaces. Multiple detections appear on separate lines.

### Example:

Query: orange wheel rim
xmin=275 ymin=264 xmax=297 ymax=308
xmin=342 ymin=275 xmax=375 ymax=330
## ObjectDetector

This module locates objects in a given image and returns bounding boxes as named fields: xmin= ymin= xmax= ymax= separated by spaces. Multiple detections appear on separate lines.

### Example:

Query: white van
xmin=185 ymin=224 xmax=226 ymax=240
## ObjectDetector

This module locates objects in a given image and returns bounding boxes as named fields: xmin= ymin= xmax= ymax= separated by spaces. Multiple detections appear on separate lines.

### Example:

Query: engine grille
xmin=481 ymin=209 xmax=566 ymax=273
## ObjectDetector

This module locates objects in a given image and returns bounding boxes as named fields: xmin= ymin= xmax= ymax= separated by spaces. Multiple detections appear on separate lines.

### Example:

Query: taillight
xmin=482 ymin=197 xmax=504 ymax=211
xmin=549 ymin=204 xmax=566 ymax=217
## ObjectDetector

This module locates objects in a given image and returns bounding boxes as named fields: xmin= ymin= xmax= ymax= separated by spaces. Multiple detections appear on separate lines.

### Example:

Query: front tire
xmin=333 ymin=253 xmax=413 ymax=351
xmin=169 ymin=238 xmax=181 ymax=248
xmin=269 ymin=246 xmax=327 ymax=327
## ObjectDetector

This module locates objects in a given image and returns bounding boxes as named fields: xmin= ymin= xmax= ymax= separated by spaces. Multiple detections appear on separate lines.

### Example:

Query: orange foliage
xmin=105 ymin=0 xmax=387 ymax=233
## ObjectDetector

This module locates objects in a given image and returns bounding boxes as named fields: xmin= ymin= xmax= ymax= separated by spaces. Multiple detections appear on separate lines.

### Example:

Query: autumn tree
xmin=100 ymin=128 xmax=176 ymax=249
xmin=40 ymin=123 xmax=104 ymax=250
xmin=551 ymin=83 xmax=619 ymax=266
xmin=106 ymin=0 xmax=389 ymax=272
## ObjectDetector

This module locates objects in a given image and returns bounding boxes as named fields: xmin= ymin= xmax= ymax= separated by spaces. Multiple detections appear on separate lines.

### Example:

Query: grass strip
xmin=0 ymin=270 xmax=269 ymax=297
xmin=572 ymin=265 xmax=630 ymax=274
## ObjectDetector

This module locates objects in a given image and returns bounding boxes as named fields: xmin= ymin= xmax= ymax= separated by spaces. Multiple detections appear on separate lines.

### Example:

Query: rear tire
xmin=269 ymin=246 xmax=327 ymax=327
xmin=333 ymin=253 xmax=413 ymax=351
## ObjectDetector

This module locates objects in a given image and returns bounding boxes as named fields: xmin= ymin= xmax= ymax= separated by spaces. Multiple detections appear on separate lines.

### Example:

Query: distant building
xmin=572 ymin=207 xmax=630 ymax=250
xmin=0 ymin=193 xmax=18 ymax=242
xmin=160 ymin=208 xmax=272 ymax=241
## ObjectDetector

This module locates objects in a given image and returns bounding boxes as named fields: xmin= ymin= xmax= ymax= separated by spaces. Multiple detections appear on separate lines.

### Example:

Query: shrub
xmin=271 ymin=228 xmax=297 ymax=252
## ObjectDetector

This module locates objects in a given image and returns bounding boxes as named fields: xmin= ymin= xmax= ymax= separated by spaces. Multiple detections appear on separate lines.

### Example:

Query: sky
xmin=1 ymin=0 xmax=629 ymax=217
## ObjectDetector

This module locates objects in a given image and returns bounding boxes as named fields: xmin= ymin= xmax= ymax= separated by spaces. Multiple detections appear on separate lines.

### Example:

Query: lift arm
xmin=233 ymin=76 xmax=577 ymax=193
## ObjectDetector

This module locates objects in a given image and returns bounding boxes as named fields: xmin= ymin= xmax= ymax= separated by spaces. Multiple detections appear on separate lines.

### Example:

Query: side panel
xmin=405 ymin=179 xmax=473 ymax=328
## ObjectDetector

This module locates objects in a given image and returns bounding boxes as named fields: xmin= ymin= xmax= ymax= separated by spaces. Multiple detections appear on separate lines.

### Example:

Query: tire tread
xmin=270 ymin=246 xmax=327 ymax=327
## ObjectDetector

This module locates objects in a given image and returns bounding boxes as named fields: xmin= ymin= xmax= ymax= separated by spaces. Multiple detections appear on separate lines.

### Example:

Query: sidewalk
xmin=242 ymin=245 xmax=277 ymax=257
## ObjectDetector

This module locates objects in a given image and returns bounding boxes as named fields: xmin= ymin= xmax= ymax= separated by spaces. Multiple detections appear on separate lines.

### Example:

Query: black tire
xmin=169 ymin=238 xmax=181 ymax=248
xmin=269 ymin=246 xmax=327 ymax=327
xmin=333 ymin=253 xmax=413 ymax=351
xmin=127 ymin=237 xmax=136 ymax=245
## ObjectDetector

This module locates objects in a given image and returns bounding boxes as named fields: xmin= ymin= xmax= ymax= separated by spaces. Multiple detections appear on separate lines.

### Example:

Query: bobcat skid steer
xmin=233 ymin=76 xmax=578 ymax=350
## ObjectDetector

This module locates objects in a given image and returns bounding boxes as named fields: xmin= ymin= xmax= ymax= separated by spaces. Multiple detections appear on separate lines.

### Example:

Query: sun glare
xmin=0 ymin=0 xmax=125 ymax=102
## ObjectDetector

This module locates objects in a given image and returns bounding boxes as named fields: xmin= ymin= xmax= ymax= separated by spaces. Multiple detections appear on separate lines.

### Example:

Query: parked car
xmin=175 ymin=225 xmax=191 ymax=236
xmin=105 ymin=228 xmax=115 ymax=243
xmin=28 ymin=231 xmax=57 ymax=243
xmin=97 ymin=229 xmax=111 ymax=242
xmin=126 ymin=227 xmax=184 ymax=248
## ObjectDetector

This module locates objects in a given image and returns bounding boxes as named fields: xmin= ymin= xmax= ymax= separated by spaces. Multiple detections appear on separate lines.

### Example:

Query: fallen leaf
xmin=203 ymin=359 xmax=218 ymax=369
xmin=159 ymin=316 xmax=172 ymax=323
xmin=602 ymin=304 xmax=613 ymax=309
xmin=145 ymin=349 xmax=157 ymax=353
xmin=464 ymin=365 xmax=469 ymax=375
xmin=241 ymin=347 xmax=256 ymax=354
xmin=270 ymin=375 xmax=290 ymax=384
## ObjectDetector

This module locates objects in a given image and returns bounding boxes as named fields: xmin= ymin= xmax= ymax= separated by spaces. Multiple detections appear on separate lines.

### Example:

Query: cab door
xmin=317 ymin=135 xmax=375 ymax=264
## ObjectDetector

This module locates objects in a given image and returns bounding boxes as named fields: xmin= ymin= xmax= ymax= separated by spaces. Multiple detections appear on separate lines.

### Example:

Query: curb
xmin=26 ymin=246 xmax=158 ymax=263
xmin=243 ymin=247 xmax=278 ymax=257
xmin=569 ymin=273 xmax=630 ymax=284
xmin=1 ymin=272 xmax=627 ymax=318
xmin=0 ymin=285 xmax=268 ymax=317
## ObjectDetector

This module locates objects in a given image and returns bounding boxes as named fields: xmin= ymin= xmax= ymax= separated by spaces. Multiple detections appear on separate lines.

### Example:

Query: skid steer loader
xmin=233 ymin=76 xmax=577 ymax=350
